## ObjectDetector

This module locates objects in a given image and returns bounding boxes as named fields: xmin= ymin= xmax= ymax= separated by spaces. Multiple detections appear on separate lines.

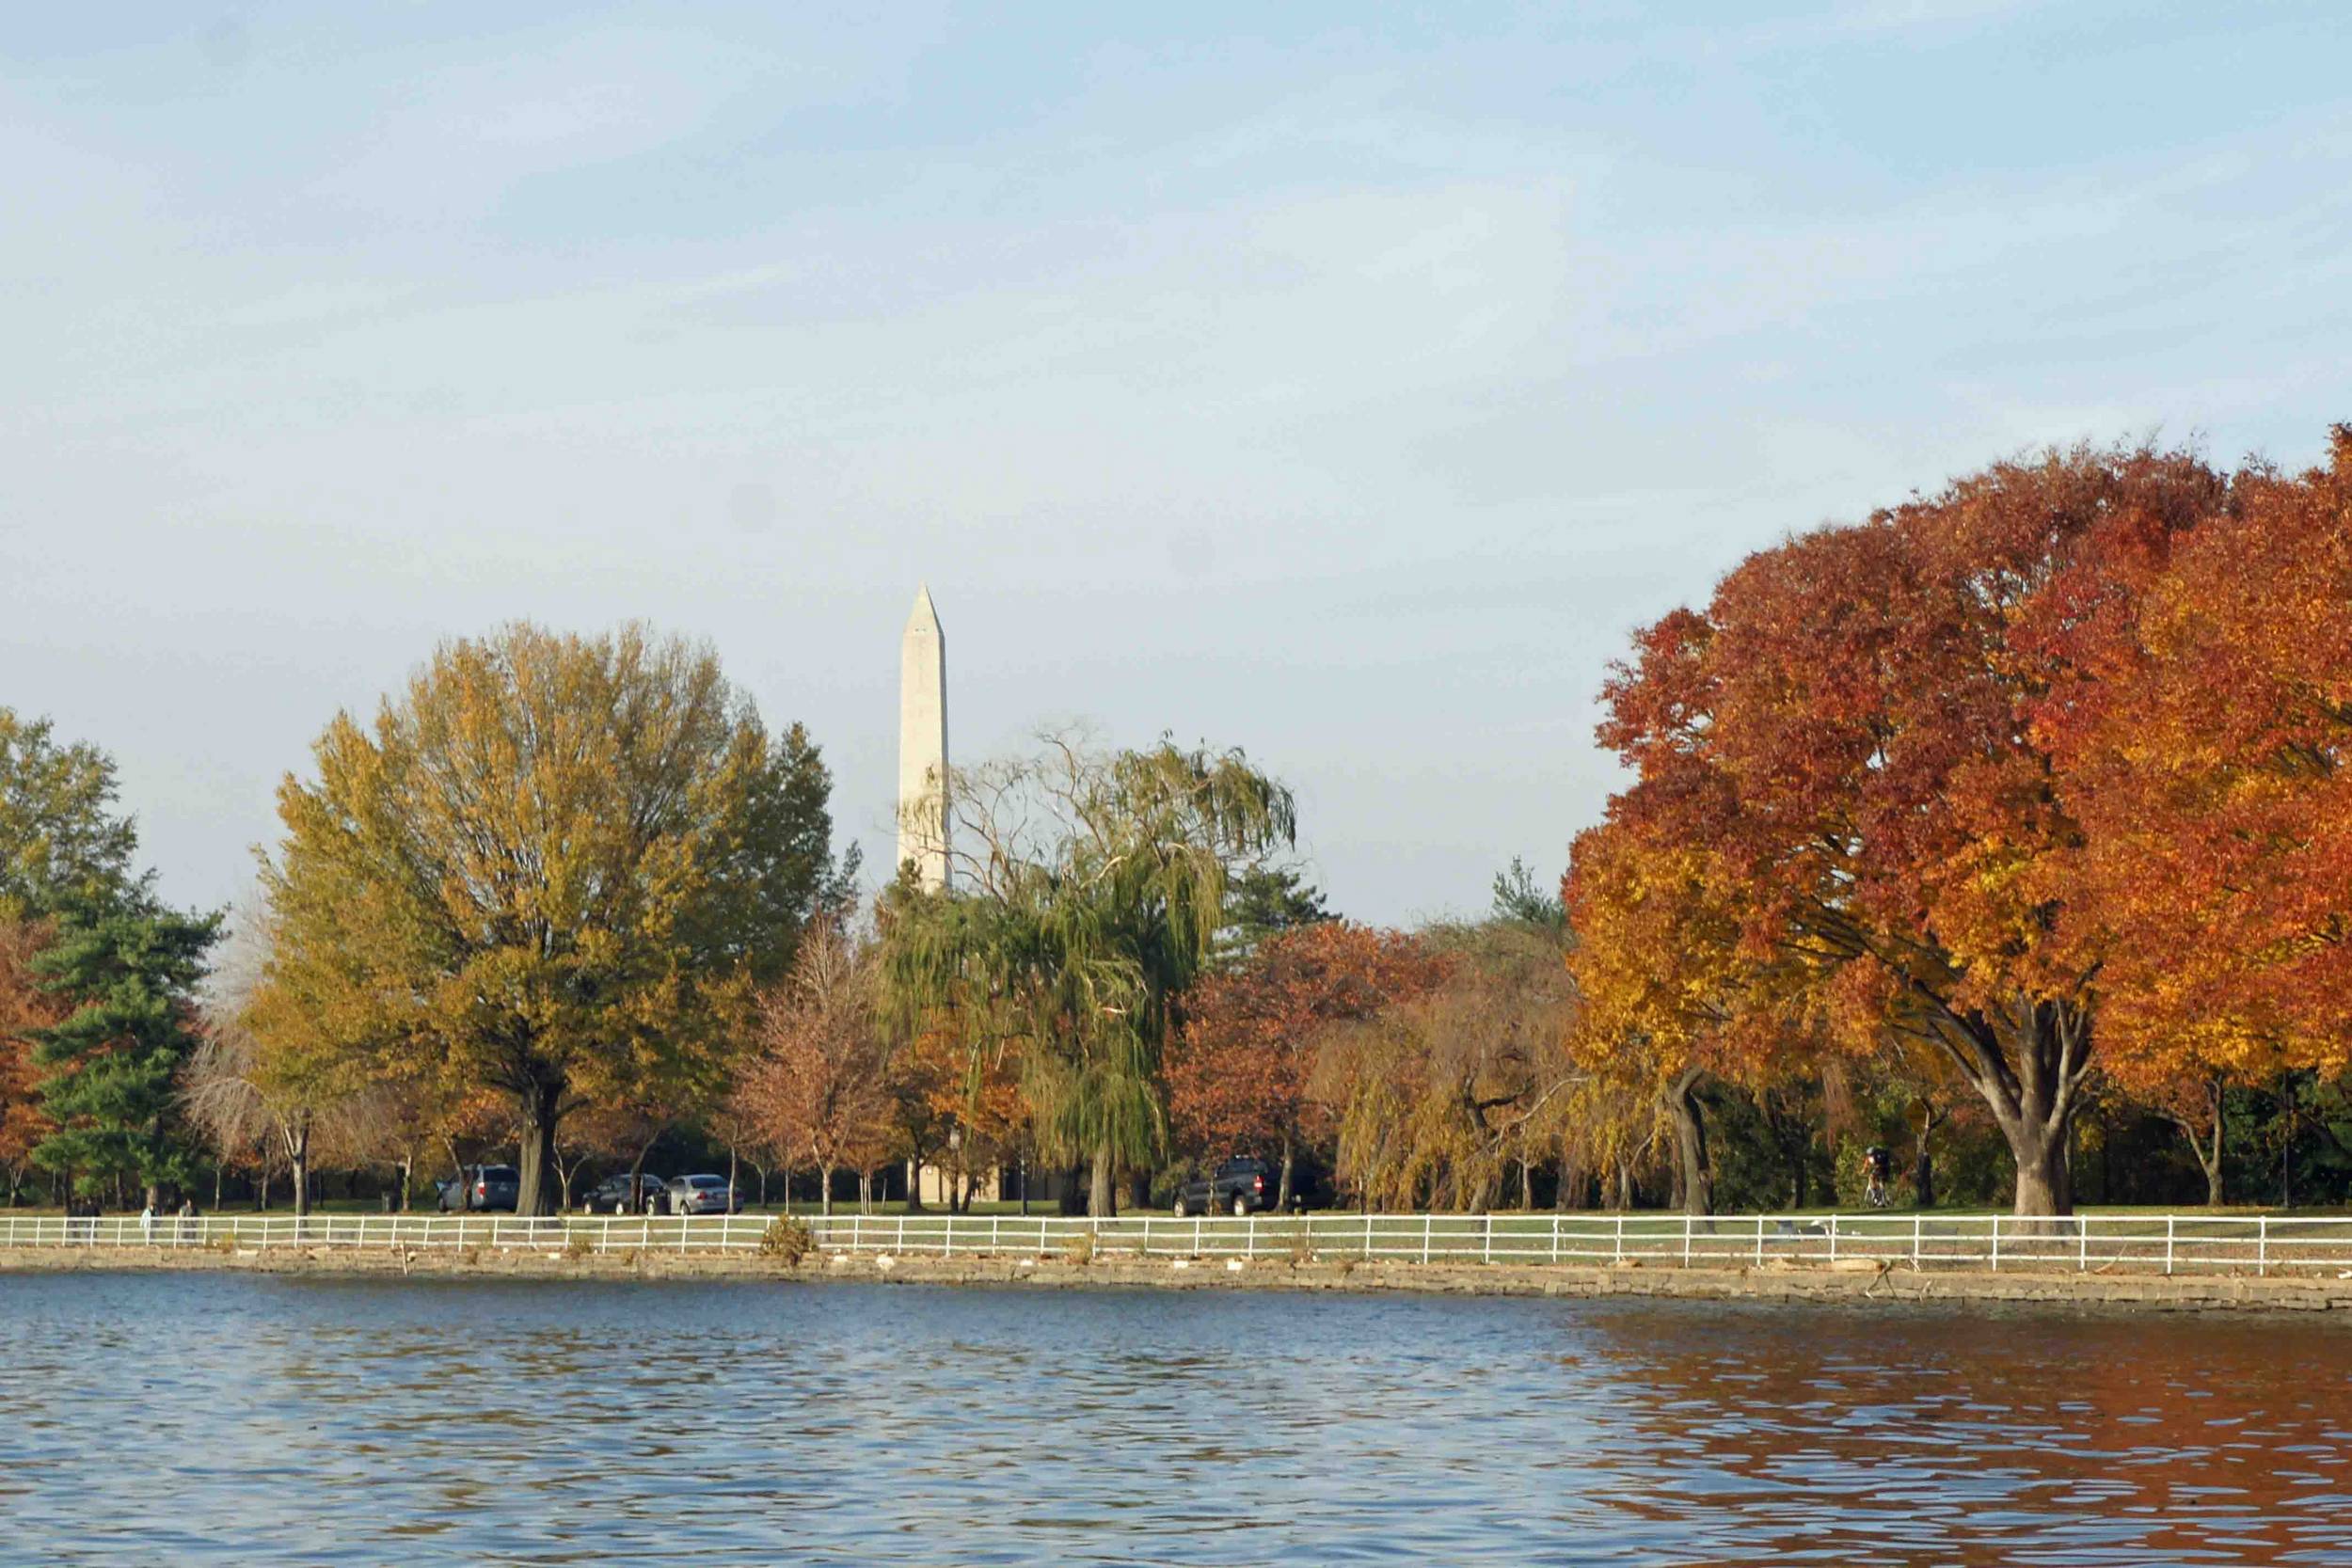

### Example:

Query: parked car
xmin=436 ymin=1164 xmax=520 ymax=1212
xmin=583 ymin=1173 xmax=669 ymax=1214
xmin=666 ymin=1174 xmax=743 ymax=1215
xmin=1171 ymin=1157 xmax=1281 ymax=1217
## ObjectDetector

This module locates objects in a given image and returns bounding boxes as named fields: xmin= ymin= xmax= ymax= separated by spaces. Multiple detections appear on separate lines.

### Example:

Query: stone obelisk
xmin=897 ymin=584 xmax=951 ymax=891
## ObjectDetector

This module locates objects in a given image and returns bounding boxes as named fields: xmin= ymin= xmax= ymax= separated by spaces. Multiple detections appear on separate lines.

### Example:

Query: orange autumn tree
xmin=893 ymin=1022 xmax=1026 ymax=1213
xmin=734 ymin=920 xmax=892 ymax=1215
xmin=1167 ymin=922 xmax=1448 ymax=1208
xmin=2045 ymin=427 xmax=2352 ymax=1199
xmin=0 ymin=920 xmax=63 ymax=1205
xmin=1586 ymin=442 xmax=2228 ymax=1215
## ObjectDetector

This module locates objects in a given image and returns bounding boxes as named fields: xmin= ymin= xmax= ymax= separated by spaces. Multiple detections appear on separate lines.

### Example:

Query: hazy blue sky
xmin=7 ymin=3 xmax=2349 ymax=924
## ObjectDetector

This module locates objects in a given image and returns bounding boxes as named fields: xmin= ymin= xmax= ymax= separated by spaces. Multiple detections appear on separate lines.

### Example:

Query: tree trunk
xmin=726 ymin=1145 xmax=739 ymax=1212
xmin=1277 ymin=1134 xmax=1295 ymax=1211
xmin=1938 ymin=993 xmax=2086 ymax=1217
xmin=2165 ymin=1079 xmax=2227 ymax=1208
xmin=514 ymin=1076 xmax=564 ymax=1217
xmin=1088 ymin=1147 xmax=1115 ymax=1218
xmin=288 ymin=1121 xmax=311 ymax=1223
xmin=2010 ymin=1126 xmax=2073 ymax=1219
xmin=1665 ymin=1068 xmax=1713 ymax=1217
xmin=1910 ymin=1148 xmax=1931 ymax=1211
xmin=857 ymin=1169 xmax=872 ymax=1214
xmin=819 ymin=1161 xmax=834 ymax=1217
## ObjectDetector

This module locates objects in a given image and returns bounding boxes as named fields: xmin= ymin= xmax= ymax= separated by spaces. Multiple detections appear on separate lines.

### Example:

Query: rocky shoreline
xmin=6 ymin=1243 xmax=2350 ymax=1313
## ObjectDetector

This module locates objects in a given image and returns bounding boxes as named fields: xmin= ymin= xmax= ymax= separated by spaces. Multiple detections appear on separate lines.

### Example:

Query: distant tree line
xmin=7 ymin=429 xmax=2352 ymax=1218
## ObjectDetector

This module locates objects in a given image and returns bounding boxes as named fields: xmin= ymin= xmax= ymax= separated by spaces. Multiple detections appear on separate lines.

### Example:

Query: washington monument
xmin=897 ymin=584 xmax=951 ymax=891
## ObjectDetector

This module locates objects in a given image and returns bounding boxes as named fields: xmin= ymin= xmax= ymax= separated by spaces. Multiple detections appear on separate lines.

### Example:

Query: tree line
xmin=5 ymin=427 xmax=2352 ymax=1218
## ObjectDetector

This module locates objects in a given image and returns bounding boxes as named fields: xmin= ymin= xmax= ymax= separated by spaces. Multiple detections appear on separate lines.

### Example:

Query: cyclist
xmin=1863 ymin=1145 xmax=1894 ymax=1209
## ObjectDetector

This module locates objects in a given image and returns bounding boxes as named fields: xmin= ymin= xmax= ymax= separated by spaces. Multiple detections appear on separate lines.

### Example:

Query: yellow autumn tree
xmin=1565 ymin=821 xmax=1831 ymax=1215
xmin=258 ymin=622 xmax=838 ymax=1213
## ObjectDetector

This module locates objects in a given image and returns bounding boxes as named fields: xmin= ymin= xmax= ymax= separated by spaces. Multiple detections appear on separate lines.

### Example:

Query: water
xmin=2 ymin=1274 xmax=2349 ymax=1565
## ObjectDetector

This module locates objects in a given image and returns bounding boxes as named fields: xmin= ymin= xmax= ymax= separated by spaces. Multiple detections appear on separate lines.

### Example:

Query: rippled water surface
xmin=3 ymin=1273 xmax=2350 ymax=1564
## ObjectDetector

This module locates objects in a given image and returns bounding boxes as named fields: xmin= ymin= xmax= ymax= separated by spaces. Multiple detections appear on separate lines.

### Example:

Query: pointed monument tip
xmin=907 ymin=582 xmax=941 ymax=631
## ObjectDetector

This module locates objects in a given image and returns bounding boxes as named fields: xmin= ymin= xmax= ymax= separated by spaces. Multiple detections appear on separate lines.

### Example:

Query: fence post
xmin=1613 ymin=1213 xmax=1624 ymax=1265
xmin=1483 ymin=1213 xmax=1493 ymax=1265
xmin=1422 ymin=1212 xmax=1433 ymax=1266
xmin=1912 ymin=1214 xmax=1921 ymax=1268
xmin=1990 ymin=1215 xmax=2000 ymax=1272
xmin=1142 ymin=1216 xmax=1152 ymax=1259
xmin=2078 ymin=1216 xmax=2089 ymax=1273
xmin=1828 ymin=1215 xmax=1838 ymax=1264
xmin=1362 ymin=1213 xmax=1372 ymax=1261
xmin=992 ymin=1214 xmax=1001 ymax=1256
xmin=2165 ymin=1215 xmax=2174 ymax=1276
xmin=2259 ymin=1216 xmax=2269 ymax=1277
xmin=1247 ymin=1213 xmax=1257 ymax=1261
xmin=1681 ymin=1215 xmax=1692 ymax=1269
xmin=1756 ymin=1216 xmax=1766 ymax=1267
xmin=897 ymin=1213 xmax=907 ymax=1255
xmin=1551 ymin=1212 xmax=1561 ymax=1266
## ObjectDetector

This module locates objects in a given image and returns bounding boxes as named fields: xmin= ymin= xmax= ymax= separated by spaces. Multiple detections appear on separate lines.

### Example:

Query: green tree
xmin=0 ymin=708 xmax=139 ymax=922
xmin=1 ymin=708 xmax=215 ymax=1206
xmin=1213 ymin=863 xmax=1331 ymax=967
xmin=260 ymin=622 xmax=839 ymax=1215
xmin=884 ymin=734 xmax=1295 ymax=1215
xmin=30 ymin=895 xmax=219 ymax=1206
xmin=1490 ymin=856 xmax=1566 ymax=935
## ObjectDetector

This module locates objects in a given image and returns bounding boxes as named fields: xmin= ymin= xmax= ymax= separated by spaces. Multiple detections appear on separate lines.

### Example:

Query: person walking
xmin=140 ymin=1201 xmax=156 ymax=1244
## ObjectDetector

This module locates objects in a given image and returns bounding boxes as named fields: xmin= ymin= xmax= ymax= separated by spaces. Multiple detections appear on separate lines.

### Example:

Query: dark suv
xmin=437 ymin=1164 xmax=521 ymax=1212
xmin=1172 ymin=1157 xmax=1279 ymax=1217
xmin=584 ymin=1173 xmax=669 ymax=1214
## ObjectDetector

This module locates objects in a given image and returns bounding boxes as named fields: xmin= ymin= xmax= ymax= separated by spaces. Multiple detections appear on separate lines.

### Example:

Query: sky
xmin=6 ymin=3 xmax=2350 ymax=927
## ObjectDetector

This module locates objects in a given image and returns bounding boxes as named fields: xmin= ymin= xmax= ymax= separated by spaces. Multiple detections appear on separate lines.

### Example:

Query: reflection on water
xmin=1 ymin=1273 xmax=2347 ymax=1564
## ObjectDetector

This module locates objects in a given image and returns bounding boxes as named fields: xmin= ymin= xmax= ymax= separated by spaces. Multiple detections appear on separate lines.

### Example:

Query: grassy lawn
xmin=8 ymin=1197 xmax=2346 ymax=1221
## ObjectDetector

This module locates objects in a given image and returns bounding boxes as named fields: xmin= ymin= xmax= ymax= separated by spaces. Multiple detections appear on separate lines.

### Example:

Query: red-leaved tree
xmin=1583 ymin=442 xmax=2228 ymax=1214
xmin=1166 ymin=922 xmax=1448 ymax=1207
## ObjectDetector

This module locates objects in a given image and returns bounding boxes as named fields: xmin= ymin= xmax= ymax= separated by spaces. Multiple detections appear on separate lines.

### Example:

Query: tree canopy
xmin=258 ymin=622 xmax=838 ymax=1214
xmin=1571 ymin=438 xmax=2255 ymax=1215
xmin=882 ymin=733 xmax=1295 ymax=1214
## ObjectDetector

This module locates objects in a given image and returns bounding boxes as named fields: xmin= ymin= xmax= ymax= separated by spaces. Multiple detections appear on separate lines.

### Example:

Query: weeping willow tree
xmin=882 ymin=733 xmax=1295 ymax=1215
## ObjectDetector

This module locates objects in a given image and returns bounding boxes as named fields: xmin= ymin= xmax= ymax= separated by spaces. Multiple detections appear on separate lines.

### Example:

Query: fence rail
xmin=6 ymin=1210 xmax=2352 ymax=1277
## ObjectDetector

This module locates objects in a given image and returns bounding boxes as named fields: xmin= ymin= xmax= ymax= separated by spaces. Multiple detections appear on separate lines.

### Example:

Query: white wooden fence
xmin=5 ymin=1210 xmax=2352 ymax=1276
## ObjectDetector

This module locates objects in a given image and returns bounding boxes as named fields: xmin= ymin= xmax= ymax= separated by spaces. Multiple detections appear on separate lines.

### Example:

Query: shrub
xmin=1065 ymin=1230 xmax=1095 ymax=1266
xmin=759 ymin=1215 xmax=814 ymax=1264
